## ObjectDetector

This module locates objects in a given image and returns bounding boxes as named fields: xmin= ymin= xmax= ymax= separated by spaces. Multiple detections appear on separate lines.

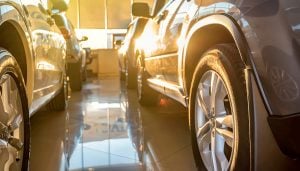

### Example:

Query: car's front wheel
xmin=0 ymin=49 xmax=30 ymax=171
xmin=189 ymin=44 xmax=250 ymax=170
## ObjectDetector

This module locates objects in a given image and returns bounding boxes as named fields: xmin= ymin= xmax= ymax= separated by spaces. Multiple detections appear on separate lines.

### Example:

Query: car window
xmin=170 ymin=0 xmax=194 ymax=27
xmin=163 ymin=0 xmax=193 ymax=52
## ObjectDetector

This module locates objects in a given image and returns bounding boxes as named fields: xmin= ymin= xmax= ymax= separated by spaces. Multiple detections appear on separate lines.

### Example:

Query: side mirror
xmin=51 ymin=0 xmax=69 ymax=12
xmin=114 ymin=40 xmax=123 ymax=46
xmin=132 ymin=3 xmax=150 ymax=18
xmin=79 ymin=36 xmax=88 ymax=42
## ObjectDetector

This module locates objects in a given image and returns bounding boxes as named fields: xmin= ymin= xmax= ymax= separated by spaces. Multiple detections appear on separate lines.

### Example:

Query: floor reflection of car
xmin=134 ymin=0 xmax=300 ymax=170
xmin=0 ymin=0 xmax=68 ymax=170
xmin=52 ymin=13 xmax=88 ymax=91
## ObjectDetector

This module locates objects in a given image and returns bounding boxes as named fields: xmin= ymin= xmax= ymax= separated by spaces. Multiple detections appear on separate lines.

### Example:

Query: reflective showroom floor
xmin=29 ymin=77 xmax=197 ymax=171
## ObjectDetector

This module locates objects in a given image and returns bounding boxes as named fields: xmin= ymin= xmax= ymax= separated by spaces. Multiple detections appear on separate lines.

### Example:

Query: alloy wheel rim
xmin=195 ymin=70 xmax=234 ymax=171
xmin=0 ymin=74 xmax=24 ymax=171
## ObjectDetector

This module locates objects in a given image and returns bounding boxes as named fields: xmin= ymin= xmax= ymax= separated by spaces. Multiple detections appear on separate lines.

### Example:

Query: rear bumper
xmin=268 ymin=113 xmax=300 ymax=158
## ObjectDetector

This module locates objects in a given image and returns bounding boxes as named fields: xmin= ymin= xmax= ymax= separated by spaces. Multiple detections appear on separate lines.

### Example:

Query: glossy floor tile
xmin=30 ymin=77 xmax=197 ymax=171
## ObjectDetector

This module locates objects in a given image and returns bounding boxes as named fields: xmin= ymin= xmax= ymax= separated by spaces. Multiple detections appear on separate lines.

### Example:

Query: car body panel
xmin=0 ymin=0 xmax=66 ymax=115
xmin=0 ymin=0 xmax=35 ymax=106
xmin=137 ymin=0 xmax=300 ymax=163
xmin=139 ymin=0 xmax=300 ymax=116
xmin=22 ymin=0 xmax=66 ymax=114
xmin=141 ymin=0 xmax=183 ymax=83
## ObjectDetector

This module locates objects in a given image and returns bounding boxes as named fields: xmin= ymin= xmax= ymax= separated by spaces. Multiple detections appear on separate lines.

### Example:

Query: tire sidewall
xmin=0 ymin=52 xmax=30 ymax=171
xmin=189 ymin=48 xmax=250 ymax=170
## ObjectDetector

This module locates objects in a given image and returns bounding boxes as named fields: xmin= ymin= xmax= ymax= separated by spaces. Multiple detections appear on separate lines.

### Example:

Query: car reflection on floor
xmin=30 ymin=77 xmax=197 ymax=171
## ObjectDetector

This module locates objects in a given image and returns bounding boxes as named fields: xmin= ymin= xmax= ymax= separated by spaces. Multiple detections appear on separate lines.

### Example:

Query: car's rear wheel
xmin=136 ymin=58 xmax=158 ymax=105
xmin=68 ymin=59 xmax=82 ymax=91
xmin=0 ymin=49 xmax=30 ymax=171
xmin=189 ymin=44 xmax=250 ymax=170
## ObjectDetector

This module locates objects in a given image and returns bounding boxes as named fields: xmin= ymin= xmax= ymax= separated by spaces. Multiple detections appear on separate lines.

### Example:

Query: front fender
xmin=0 ymin=1 xmax=35 ymax=105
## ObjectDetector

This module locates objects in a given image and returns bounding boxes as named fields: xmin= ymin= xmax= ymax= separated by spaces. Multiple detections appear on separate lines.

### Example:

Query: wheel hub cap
xmin=195 ymin=71 xmax=234 ymax=171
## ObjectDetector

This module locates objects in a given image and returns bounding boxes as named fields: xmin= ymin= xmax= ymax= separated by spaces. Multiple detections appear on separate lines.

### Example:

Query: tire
xmin=67 ymin=59 xmax=82 ymax=91
xmin=0 ymin=49 xmax=30 ymax=171
xmin=47 ymin=75 xmax=68 ymax=111
xmin=126 ymin=58 xmax=137 ymax=89
xmin=189 ymin=44 xmax=250 ymax=170
xmin=136 ymin=58 xmax=159 ymax=106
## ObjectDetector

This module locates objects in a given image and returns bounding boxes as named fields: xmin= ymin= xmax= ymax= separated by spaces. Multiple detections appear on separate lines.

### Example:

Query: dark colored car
xmin=134 ymin=0 xmax=300 ymax=170
xmin=52 ymin=13 xmax=88 ymax=91
xmin=0 ymin=0 xmax=69 ymax=170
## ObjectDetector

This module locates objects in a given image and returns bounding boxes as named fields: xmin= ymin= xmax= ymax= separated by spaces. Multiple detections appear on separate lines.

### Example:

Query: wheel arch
xmin=181 ymin=14 xmax=252 ymax=95
xmin=0 ymin=17 xmax=35 ymax=105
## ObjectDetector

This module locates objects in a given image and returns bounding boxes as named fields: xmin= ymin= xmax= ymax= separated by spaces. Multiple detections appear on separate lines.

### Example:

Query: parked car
xmin=52 ymin=13 xmax=88 ymax=91
xmin=116 ymin=0 xmax=167 ymax=89
xmin=134 ymin=0 xmax=300 ymax=170
xmin=116 ymin=17 xmax=148 ymax=88
xmin=0 ymin=0 xmax=68 ymax=170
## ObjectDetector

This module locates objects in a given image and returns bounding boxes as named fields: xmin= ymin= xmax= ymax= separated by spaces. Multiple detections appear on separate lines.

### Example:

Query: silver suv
xmin=134 ymin=0 xmax=300 ymax=170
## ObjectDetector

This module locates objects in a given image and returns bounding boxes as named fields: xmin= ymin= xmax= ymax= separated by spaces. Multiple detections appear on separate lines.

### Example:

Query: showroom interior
xmin=30 ymin=0 xmax=197 ymax=171
xmin=1 ymin=0 xmax=300 ymax=171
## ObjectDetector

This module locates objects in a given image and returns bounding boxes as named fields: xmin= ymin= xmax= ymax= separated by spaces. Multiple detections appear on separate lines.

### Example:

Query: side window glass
xmin=165 ymin=1 xmax=193 ymax=51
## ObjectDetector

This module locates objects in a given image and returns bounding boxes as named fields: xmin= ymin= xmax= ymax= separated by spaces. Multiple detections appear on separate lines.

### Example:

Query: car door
xmin=142 ymin=0 xmax=182 ymax=81
xmin=23 ymin=0 xmax=65 ymax=112
xmin=159 ymin=0 xmax=194 ymax=84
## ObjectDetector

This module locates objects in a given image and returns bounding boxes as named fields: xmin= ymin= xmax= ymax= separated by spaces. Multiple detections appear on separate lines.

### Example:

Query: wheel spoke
xmin=8 ymin=115 xmax=22 ymax=133
xmin=216 ymin=128 xmax=234 ymax=148
xmin=215 ymin=133 xmax=229 ymax=171
xmin=210 ymin=73 xmax=221 ymax=116
xmin=197 ymin=121 xmax=210 ymax=138
xmin=211 ymin=130 xmax=218 ymax=171
xmin=0 ymin=96 xmax=8 ymax=124
xmin=216 ymin=115 xmax=233 ymax=128
xmin=196 ymin=87 xmax=210 ymax=117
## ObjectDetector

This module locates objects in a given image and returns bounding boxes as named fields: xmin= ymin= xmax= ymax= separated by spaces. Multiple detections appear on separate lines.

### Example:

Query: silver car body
xmin=0 ymin=0 xmax=66 ymax=116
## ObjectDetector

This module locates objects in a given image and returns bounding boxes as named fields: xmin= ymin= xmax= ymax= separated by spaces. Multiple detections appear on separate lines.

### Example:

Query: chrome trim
xmin=147 ymin=78 xmax=187 ymax=106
